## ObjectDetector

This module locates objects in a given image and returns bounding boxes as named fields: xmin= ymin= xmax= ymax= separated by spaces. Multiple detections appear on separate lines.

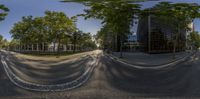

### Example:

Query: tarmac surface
xmin=0 ymin=50 xmax=200 ymax=99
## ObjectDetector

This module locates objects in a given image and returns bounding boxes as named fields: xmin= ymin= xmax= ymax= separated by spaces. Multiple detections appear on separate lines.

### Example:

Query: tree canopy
xmin=10 ymin=11 xmax=96 ymax=52
xmin=79 ymin=0 xmax=141 ymax=55
xmin=0 ymin=4 xmax=9 ymax=21
xmin=93 ymin=1 xmax=200 ymax=53
xmin=188 ymin=31 xmax=200 ymax=49
xmin=0 ymin=34 xmax=8 ymax=49
xmin=143 ymin=2 xmax=200 ymax=55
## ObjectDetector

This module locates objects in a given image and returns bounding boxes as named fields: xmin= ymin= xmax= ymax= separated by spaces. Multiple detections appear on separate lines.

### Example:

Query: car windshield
xmin=0 ymin=0 xmax=200 ymax=98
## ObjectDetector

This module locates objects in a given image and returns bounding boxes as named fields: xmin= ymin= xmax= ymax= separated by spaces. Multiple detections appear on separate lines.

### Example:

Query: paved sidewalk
xmin=111 ymin=51 xmax=192 ymax=66
xmin=1 ymin=50 xmax=98 ymax=62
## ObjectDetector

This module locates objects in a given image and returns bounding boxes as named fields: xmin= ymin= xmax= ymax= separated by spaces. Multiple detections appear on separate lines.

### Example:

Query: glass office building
xmin=137 ymin=16 xmax=188 ymax=53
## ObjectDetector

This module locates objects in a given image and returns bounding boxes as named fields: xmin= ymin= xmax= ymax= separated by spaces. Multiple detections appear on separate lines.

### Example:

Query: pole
xmin=148 ymin=15 xmax=151 ymax=53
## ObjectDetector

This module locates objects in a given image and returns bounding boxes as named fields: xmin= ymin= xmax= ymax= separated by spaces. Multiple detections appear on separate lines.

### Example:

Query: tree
xmin=10 ymin=11 xmax=76 ymax=54
xmin=8 ymin=39 xmax=20 ymax=50
xmin=80 ymin=0 xmax=141 ymax=57
xmin=10 ymin=16 xmax=35 ymax=49
xmin=0 ymin=38 xmax=9 ymax=49
xmin=0 ymin=34 xmax=3 ymax=41
xmin=80 ymin=33 xmax=96 ymax=50
xmin=0 ymin=35 xmax=8 ymax=49
xmin=71 ymin=30 xmax=82 ymax=53
xmin=0 ymin=34 xmax=3 ymax=49
xmin=0 ymin=5 xmax=9 ymax=49
xmin=32 ymin=17 xmax=48 ymax=44
xmin=0 ymin=4 xmax=9 ymax=21
xmin=61 ymin=0 xmax=152 ymax=4
xmin=188 ymin=31 xmax=200 ymax=49
xmin=142 ymin=2 xmax=200 ymax=57
xmin=44 ymin=11 xmax=76 ymax=54
xmin=96 ymin=25 xmax=114 ymax=50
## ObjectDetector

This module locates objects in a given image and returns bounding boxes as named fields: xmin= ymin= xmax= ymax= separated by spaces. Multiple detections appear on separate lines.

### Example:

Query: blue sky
xmin=0 ymin=0 xmax=102 ymax=40
xmin=0 ymin=0 xmax=200 ymax=40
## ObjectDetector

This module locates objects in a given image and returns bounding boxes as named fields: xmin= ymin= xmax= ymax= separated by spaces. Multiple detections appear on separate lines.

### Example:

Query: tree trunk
xmin=173 ymin=25 xmax=180 ymax=59
xmin=173 ymin=39 xmax=177 ymax=59
xmin=116 ymin=34 xmax=121 ymax=52
xmin=32 ymin=44 xmax=34 ymax=51
xmin=119 ymin=35 xmax=123 ymax=58
xmin=73 ymin=38 xmax=76 ymax=53
xmin=43 ymin=42 xmax=45 ymax=52
xmin=120 ymin=40 xmax=123 ymax=58
xmin=57 ymin=38 xmax=61 ymax=56
xmin=36 ymin=43 xmax=39 ymax=51
xmin=53 ymin=42 xmax=56 ymax=52
xmin=19 ymin=42 xmax=22 ymax=52
xmin=73 ymin=42 xmax=76 ymax=53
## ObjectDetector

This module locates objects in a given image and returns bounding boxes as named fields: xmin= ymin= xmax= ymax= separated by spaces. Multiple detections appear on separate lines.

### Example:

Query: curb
xmin=0 ymin=53 xmax=98 ymax=91
xmin=105 ymin=52 xmax=196 ymax=70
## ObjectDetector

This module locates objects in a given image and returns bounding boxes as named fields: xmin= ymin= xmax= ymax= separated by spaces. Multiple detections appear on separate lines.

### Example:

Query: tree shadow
xmin=0 ymin=60 xmax=42 ymax=98
xmin=4 ymin=54 xmax=94 ymax=85
xmin=102 ymin=56 xmax=197 ymax=97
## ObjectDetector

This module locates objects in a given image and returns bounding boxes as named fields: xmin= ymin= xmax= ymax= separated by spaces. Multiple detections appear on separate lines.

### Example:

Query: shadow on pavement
xmin=0 ymin=60 xmax=43 ymax=98
xmin=102 ymin=55 xmax=196 ymax=97
xmin=3 ymin=52 xmax=94 ymax=85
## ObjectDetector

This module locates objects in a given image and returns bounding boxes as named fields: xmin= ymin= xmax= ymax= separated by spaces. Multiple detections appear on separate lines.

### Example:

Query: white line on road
xmin=0 ymin=51 xmax=99 ymax=91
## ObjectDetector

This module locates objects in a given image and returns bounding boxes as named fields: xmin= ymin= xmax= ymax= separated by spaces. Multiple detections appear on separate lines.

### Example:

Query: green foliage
xmin=142 ymin=2 xmax=200 ymax=32
xmin=10 ymin=11 xmax=96 ymax=52
xmin=10 ymin=16 xmax=34 ymax=43
xmin=0 ymin=4 xmax=9 ymax=21
xmin=61 ymin=0 xmax=149 ymax=4
xmin=0 ymin=38 xmax=9 ymax=49
xmin=141 ymin=2 xmax=200 ymax=53
xmin=188 ymin=31 xmax=200 ymax=48
xmin=82 ymin=0 xmax=140 ymax=36
xmin=0 ymin=34 xmax=3 ymax=41
xmin=0 ymin=34 xmax=3 ymax=48
xmin=80 ymin=33 xmax=96 ymax=49
xmin=0 ymin=35 xmax=10 ymax=49
xmin=82 ymin=1 xmax=200 ymax=52
xmin=96 ymin=25 xmax=113 ymax=49
xmin=10 ymin=11 xmax=76 ymax=45
xmin=80 ymin=0 xmax=141 ymax=52
xmin=44 ymin=11 xmax=76 ymax=43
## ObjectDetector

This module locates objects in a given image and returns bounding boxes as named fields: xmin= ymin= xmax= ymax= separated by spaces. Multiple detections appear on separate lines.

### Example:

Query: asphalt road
xmin=1 ymin=50 xmax=94 ymax=85
xmin=0 ymin=50 xmax=200 ymax=99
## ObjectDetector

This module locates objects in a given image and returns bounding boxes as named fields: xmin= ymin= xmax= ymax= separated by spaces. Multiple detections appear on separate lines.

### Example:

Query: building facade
xmin=124 ymin=15 xmax=193 ymax=53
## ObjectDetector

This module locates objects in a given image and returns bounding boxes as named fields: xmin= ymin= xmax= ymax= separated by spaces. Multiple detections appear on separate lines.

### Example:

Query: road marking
xmin=0 ymin=51 xmax=99 ymax=91
xmin=105 ymin=52 xmax=195 ymax=70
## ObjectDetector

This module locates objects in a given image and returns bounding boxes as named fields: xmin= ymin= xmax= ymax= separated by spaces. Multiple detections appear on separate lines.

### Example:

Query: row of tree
xmin=188 ymin=31 xmax=200 ymax=49
xmin=81 ymin=1 xmax=200 ymax=57
xmin=9 ymin=11 xmax=96 ymax=53
xmin=2 ymin=1 xmax=200 ymax=55
xmin=0 ymin=34 xmax=9 ymax=49
xmin=0 ymin=4 xmax=9 ymax=49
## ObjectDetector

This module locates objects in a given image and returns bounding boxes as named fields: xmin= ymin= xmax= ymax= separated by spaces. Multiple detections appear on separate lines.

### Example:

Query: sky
xmin=0 ymin=0 xmax=102 ymax=40
xmin=0 ymin=0 xmax=200 ymax=40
